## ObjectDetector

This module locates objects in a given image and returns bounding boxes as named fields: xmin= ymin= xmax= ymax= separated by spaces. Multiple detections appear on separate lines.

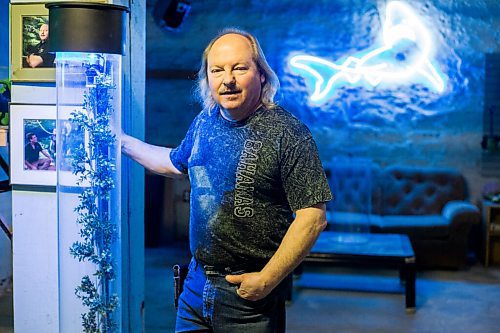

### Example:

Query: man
xmin=122 ymin=28 xmax=332 ymax=332
xmin=26 ymin=23 xmax=55 ymax=68
xmin=24 ymin=132 xmax=52 ymax=170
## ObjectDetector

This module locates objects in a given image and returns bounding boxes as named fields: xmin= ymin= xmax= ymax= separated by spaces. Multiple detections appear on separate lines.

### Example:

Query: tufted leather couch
xmin=325 ymin=163 xmax=480 ymax=269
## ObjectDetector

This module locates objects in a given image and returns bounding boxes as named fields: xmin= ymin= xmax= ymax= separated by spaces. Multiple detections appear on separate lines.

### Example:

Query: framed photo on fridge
xmin=10 ymin=104 xmax=56 ymax=185
xmin=10 ymin=3 xmax=55 ymax=82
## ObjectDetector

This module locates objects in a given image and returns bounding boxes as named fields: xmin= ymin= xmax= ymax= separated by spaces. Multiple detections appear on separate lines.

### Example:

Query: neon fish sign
xmin=289 ymin=1 xmax=447 ymax=104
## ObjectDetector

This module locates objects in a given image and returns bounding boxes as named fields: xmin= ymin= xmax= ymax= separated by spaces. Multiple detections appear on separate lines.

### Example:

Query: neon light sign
xmin=289 ymin=1 xmax=447 ymax=104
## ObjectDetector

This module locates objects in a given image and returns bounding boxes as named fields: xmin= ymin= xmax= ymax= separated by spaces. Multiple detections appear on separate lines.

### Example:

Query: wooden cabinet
xmin=482 ymin=201 xmax=500 ymax=266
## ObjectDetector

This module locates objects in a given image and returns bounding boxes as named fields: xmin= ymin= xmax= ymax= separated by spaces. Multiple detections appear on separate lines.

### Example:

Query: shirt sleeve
xmin=24 ymin=145 xmax=29 ymax=161
xmin=280 ymin=137 xmax=332 ymax=212
xmin=169 ymin=114 xmax=200 ymax=174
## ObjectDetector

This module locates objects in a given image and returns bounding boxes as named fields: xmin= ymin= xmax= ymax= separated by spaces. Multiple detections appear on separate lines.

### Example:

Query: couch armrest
xmin=442 ymin=201 xmax=480 ymax=237
xmin=443 ymin=201 xmax=480 ymax=221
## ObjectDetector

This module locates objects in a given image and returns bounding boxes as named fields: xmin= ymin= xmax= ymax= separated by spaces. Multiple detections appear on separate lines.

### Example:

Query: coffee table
xmin=304 ymin=231 xmax=416 ymax=313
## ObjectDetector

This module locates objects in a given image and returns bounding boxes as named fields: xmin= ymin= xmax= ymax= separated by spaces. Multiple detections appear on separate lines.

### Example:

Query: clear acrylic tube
xmin=56 ymin=52 xmax=122 ymax=332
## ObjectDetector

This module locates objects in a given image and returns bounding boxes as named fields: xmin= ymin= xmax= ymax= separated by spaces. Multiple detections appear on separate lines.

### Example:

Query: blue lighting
xmin=289 ymin=1 xmax=447 ymax=105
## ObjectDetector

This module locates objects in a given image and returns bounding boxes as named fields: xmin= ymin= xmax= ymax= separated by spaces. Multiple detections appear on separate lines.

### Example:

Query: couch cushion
xmin=372 ymin=215 xmax=450 ymax=238
xmin=324 ymin=160 xmax=381 ymax=215
xmin=380 ymin=166 xmax=467 ymax=215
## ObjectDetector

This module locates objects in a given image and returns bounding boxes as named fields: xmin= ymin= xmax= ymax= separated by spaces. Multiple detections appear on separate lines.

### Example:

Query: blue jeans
xmin=175 ymin=258 xmax=288 ymax=333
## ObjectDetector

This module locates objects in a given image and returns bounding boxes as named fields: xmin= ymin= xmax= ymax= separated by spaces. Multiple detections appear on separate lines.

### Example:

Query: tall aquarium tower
xmin=46 ymin=2 xmax=128 ymax=332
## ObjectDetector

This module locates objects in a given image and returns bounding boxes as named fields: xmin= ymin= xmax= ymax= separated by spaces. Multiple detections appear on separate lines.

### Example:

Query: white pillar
xmin=12 ymin=190 xmax=59 ymax=333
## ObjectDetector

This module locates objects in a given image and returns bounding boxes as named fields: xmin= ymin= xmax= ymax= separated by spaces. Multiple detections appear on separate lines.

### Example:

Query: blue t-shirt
xmin=170 ymin=105 xmax=332 ymax=267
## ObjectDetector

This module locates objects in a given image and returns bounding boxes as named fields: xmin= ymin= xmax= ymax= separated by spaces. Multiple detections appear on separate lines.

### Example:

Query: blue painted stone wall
xmin=146 ymin=0 xmax=500 ymax=200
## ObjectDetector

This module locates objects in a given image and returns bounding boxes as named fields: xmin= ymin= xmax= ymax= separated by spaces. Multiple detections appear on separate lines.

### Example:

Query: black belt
xmin=196 ymin=259 xmax=264 ymax=276
xmin=203 ymin=265 xmax=245 ymax=276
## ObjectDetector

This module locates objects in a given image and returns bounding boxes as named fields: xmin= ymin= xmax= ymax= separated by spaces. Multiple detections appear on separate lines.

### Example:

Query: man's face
xmin=207 ymin=34 xmax=264 ymax=116
xmin=30 ymin=135 xmax=38 ymax=143
xmin=39 ymin=24 xmax=49 ymax=41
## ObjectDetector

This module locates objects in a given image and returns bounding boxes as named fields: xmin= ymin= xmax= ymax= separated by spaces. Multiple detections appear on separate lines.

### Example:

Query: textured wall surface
xmin=146 ymin=0 xmax=500 ymax=201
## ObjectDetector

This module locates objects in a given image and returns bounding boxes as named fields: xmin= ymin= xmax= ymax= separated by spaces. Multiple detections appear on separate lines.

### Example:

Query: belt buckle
xmin=203 ymin=265 xmax=241 ymax=276
xmin=203 ymin=265 xmax=221 ymax=276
